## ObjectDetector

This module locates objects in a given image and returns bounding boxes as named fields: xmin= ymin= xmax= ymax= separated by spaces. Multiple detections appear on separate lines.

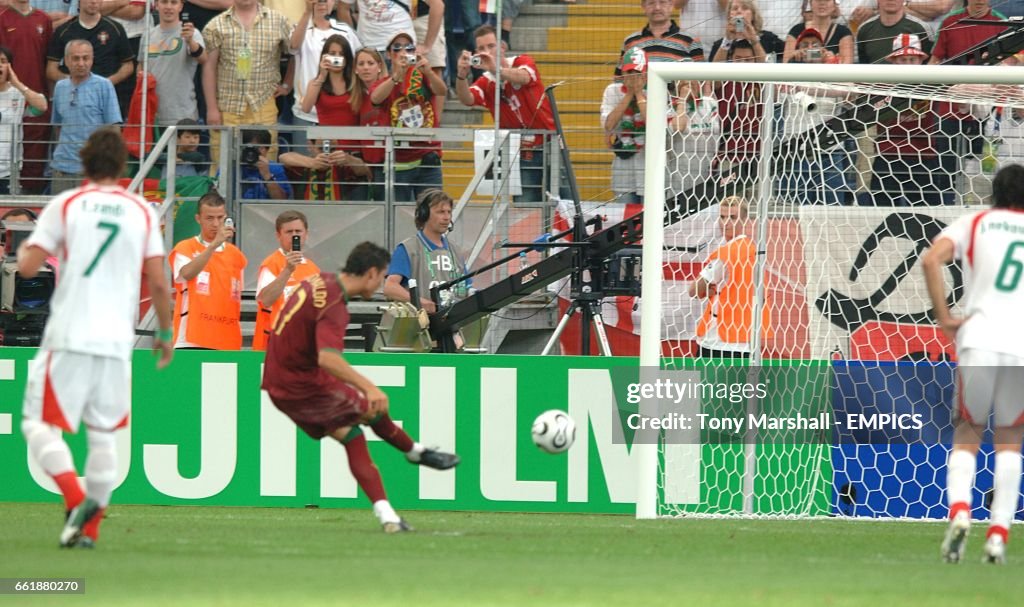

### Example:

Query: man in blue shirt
xmin=239 ymin=128 xmax=292 ymax=200
xmin=50 ymin=39 xmax=123 ymax=194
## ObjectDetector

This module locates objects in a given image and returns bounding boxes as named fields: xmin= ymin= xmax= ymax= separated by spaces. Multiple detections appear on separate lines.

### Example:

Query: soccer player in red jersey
xmin=261 ymin=242 xmax=459 ymax=532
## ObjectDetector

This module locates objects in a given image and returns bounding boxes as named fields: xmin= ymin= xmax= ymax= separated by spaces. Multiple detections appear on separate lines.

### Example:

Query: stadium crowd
xmin=0 ymin=0 xmax=1021 ymax=203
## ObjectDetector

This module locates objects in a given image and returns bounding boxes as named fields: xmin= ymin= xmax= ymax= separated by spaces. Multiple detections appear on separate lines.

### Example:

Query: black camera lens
xmin=240 ymin=146 xmax=260 ymax=166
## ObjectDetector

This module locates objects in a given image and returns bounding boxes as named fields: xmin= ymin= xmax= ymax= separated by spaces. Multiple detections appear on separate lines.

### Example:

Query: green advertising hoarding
xmin=0 ymin=350 xmax=829 ymax=515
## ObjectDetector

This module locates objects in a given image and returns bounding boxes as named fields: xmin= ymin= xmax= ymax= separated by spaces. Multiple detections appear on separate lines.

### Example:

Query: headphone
xmin=415 ymin=189 xmax=454 ymax=231
xmin=2 ymin=207 xmax=38 ymax=222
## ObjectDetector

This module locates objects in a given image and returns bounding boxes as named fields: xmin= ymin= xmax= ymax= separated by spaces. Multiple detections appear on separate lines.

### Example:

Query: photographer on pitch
xmin=252 ymin=210 xmax=321 ymax=351
xmin=168 ymin=188 xmax=247 ymax=350
xmin=239 ymin=129 xmax=293 ymax=200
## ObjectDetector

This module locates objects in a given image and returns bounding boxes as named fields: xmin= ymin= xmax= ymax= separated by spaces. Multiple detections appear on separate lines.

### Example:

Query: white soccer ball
xmin=531 ymin=410 xmax=576 ymax=454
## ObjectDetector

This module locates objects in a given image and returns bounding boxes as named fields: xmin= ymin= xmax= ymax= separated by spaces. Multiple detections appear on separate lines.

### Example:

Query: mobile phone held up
xmin=292 ymin=235 xmax=301 ymax=252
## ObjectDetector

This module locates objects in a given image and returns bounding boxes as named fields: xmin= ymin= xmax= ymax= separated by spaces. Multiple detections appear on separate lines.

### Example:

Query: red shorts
xmin=268 ymin=381 xmax=369 ymax=439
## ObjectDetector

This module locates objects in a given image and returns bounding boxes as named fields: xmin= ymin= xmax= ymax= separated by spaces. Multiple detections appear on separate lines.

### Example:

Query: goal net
xmin=635 ymin=63 xmax=1024 ymax=519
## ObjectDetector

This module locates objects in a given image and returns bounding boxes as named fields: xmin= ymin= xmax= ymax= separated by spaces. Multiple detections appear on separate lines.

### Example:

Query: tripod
xmin=541 ymin=291 xmax=612 ymax=356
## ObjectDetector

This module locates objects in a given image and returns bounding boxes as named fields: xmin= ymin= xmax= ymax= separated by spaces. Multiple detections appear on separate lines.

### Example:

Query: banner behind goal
xmin=636 ymin=63 xmax=1024 ymax=519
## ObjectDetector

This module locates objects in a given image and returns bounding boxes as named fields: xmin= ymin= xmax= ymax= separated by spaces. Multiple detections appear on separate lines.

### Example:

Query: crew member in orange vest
xmin=690 ymin=195 xmax=771 ymax=359
xmin=252 ymin=210 xmax=321 ymax=351
xmin=168 ymin=189 xmax=247 ymax=349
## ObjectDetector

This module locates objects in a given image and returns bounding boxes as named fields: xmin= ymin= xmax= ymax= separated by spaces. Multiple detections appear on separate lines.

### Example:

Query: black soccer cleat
xmin=410 ymin=448 xmax=460 ymax=470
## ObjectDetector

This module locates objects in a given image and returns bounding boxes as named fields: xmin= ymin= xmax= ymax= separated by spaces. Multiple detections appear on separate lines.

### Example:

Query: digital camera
xmin=405 ymin=53 xmax=418 ymax=65
xmin=733 ymin=16 xmax=745 ymax=32
xmin=328 ymin=55 xmax=344 ymax=68
xmin=240 ymin=146 xmax=260 ymax=166
xmin=470 ymin=55 xmax=482 ymax=67
xmin=805 ymin=47 xmax=822 ymax=62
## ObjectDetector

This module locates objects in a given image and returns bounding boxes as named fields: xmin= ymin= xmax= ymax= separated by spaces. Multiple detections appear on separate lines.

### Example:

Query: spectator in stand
xmin=411 ymin=0 xmax=445 ymax=85
xmin=202 ymin=0 xmax=292 ymax=173
xmin=851 ymin=0 xmax=954 ymax=40
xmin=31 ymin=0 xmax=74 ymax=28
xmin=855 ymin=0 xmax=932 ymax=64
xmin=455 ymin=24 xmax=556 ymax=203
xmin=498 ymin=0 xmax=522 ymax=50
xmin=355 ymin=47 xmax=389 ymax=201
xmin=47 ymin=0 xmax=134 ymax=115
xmin=370 ymin=31 xmax=446 ymax=203
xmin=0 ymin=0 xmax=53 ymax=194
xmin=673 ymin=0 xmax=726 ymax=45
xmin=600 ymin=47 xmax=716 ymax=204
xmin=761 ymin=0 xmax=808 ymax=40
xmin=337 ymin=0 xmax=417 ymax=54
xmin=931 ymin=0 xmax=1007 ymax=65
xmin=50 ymin=40 xmax=123 ymax=194
xmin=101 ymin=0 xmax=148 ymax=117
xmin=180 ymin=0 xmax=229 ymax=123
xmin=444 ymin=0 xmax=480 ymax=89
xmin=182 ymin=1 xmax=230 ymax=33
xmin=777 ymin=28 xmax=855 ymax=204
xmin=929 ymin=0 xmax=1007 ymax=208
xmin=783 ymin=0 xmax=853 ymax=63
xmin=618 ymin=0 xmax=703 ymax=80
xmin=714 ymin=39 xmax=763 ymax=178
xmin=291 ymin=0 xmax=361 ymax=151
xmin=869 ymin=34 xmax=951 ymax=206
xmin=282 ymin=138 xmax=371 ymax=200
xmin=295 ymin=35 xmax=371 ymax=199
xmin=264 ymin=0 xmax=305 ymax=26
xmin=239 ymin=128 xmax=292 ymax=200
xmin=0 ymin=48 xmax=48 ymax=194
xmin=708 ymin=0 xmax=784 ymax=62
xmin=142 ymin=0 xmax=208 ymax=126
xmin=162 ymin=118 xmax=207 ymax=178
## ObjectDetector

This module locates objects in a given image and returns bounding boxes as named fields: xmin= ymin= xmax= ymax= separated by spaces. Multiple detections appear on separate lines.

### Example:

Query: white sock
xmin=946 ymin=449 xmax=977 ymax=513
xmin=405 ymin=443 xmax=426 ymax=462
xmin=85 ymin=430 xmax=118 ymax=508
xmin=22 ymin=419 xmax=75 ymax=476
xmin=990 ymin=450 xmax=1022 ymax=535
xmin=372 ymin=500 xmax=400 ymax=524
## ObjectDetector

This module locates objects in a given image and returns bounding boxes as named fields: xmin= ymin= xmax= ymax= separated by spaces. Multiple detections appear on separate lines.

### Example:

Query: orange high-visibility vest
xmin=252 ymin=250 xmax=321 ymax=351
xmin=696 ymin=236 xmax=772 ymax=344
xmin=169 ymin=238 xmax=247 ymax=350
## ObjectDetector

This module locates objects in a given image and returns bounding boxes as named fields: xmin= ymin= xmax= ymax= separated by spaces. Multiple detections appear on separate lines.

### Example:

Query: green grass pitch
xmin=2 ymin=503 xmax=1019 ymax=606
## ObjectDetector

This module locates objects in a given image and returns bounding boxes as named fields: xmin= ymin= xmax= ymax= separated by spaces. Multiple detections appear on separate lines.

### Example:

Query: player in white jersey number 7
xmin=922 ymin=163 xmax=1024 ymax=565
xmin=17 ymin=127 xmax=175 ymax=549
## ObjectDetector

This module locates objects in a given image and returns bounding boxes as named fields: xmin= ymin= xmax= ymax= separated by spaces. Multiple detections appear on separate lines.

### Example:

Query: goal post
xmin=637 ymin=62 xmax=1024 ymax=520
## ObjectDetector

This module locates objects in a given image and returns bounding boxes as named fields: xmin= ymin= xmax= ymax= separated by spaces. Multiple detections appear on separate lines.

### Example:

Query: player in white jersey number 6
xmin=922 ymin=163 xmax=1024 ymax=565
xmin=17 ymin=127 xmax=175 ymax=549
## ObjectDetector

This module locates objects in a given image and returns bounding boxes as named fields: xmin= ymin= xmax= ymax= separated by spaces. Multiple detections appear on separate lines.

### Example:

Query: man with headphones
xmin=383 ymin=189 xmax=469 ymax=314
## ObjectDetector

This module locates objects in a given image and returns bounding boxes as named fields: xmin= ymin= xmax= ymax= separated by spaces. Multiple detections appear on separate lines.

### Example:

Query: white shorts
xmin=955 ymin=348 xmax=1024 ymax=427
xmin=413 ymin=15 xmax=447 ymax=69
xmin=22 ymin=350 xmax=132 ymax=433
